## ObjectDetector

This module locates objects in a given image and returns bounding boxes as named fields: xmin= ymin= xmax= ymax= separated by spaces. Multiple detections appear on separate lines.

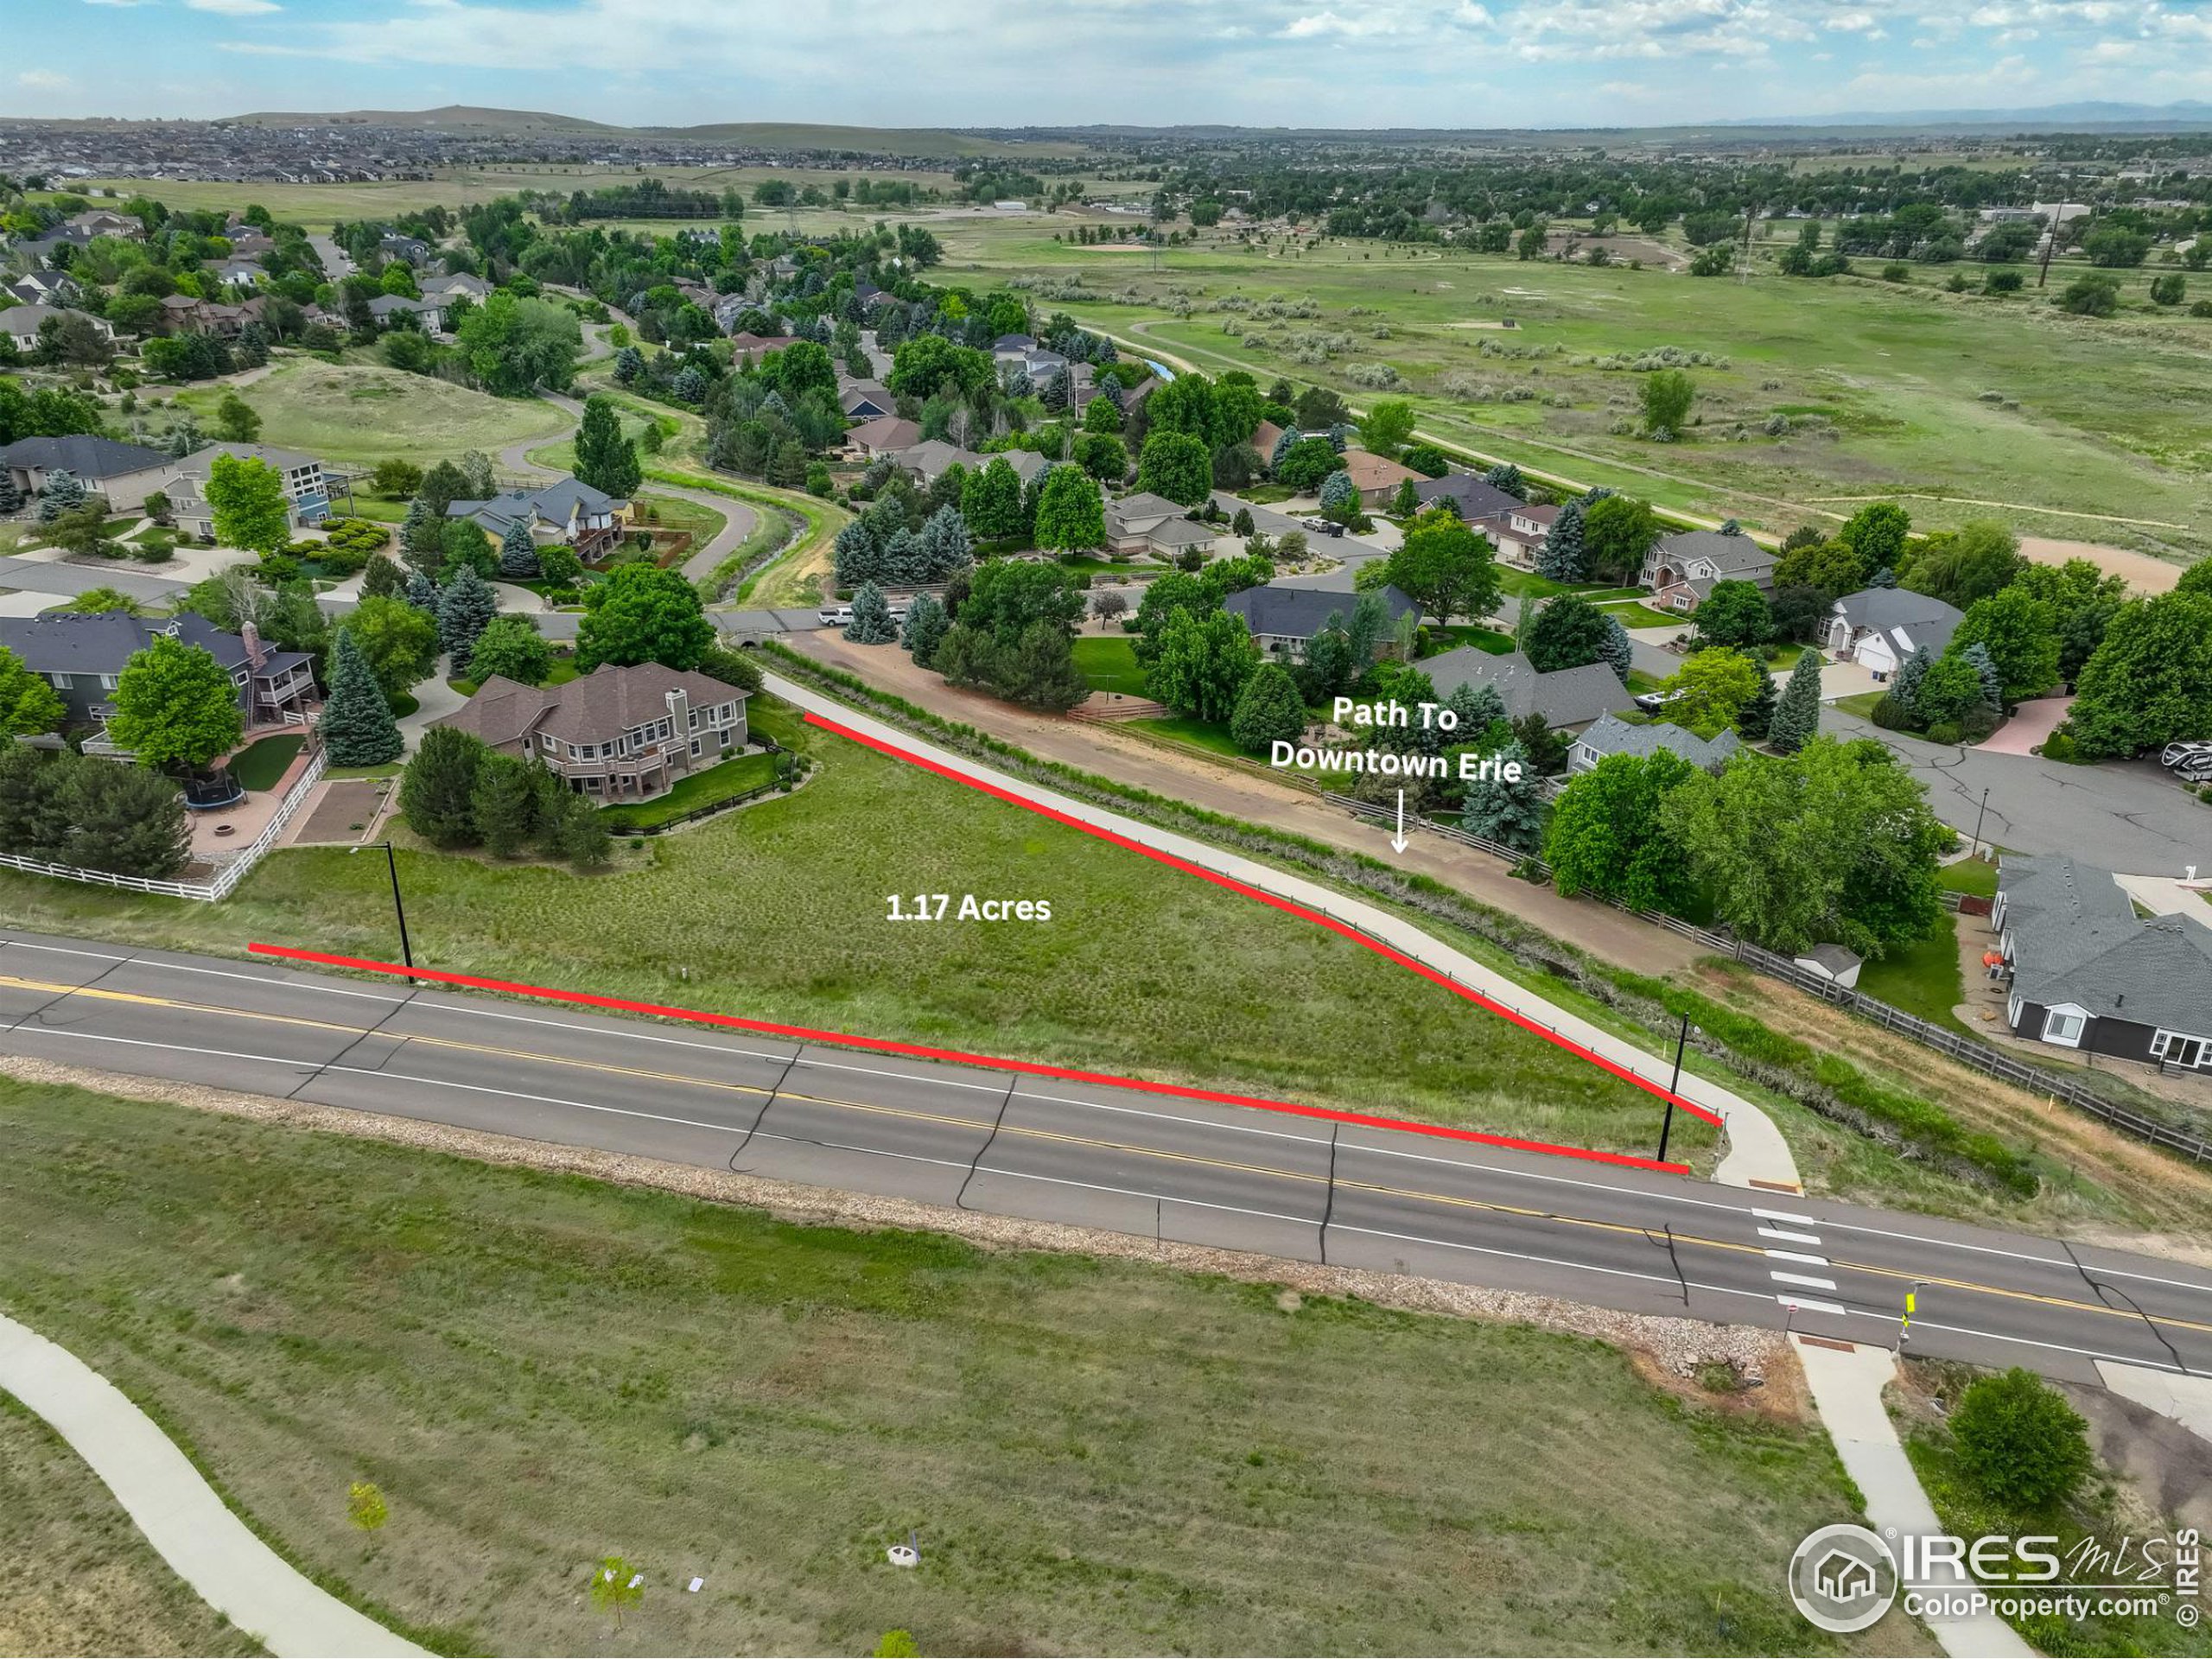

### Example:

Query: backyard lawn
xmin=1071 ymin=633 xmax=1148 ymax=696
xmin=169 ymin=359 xmax=569 ymax=468
xmin=447 ymin=658 xmax=580 ymax=700
xmin=227 ymin=733 xmax=304 ymax=791
xmin=0 ymin=1076 xmax=1907 ymax=1659
xmin=599 ymin=748 xmax=782 ymax=833
xmin=1420 ymin=622 xmax=1516 ymax=658
xmin=1853 ymin=918 xmax=1968 ymax=1030
xmin=0 ymin=696 xmax=1701 ymax=1159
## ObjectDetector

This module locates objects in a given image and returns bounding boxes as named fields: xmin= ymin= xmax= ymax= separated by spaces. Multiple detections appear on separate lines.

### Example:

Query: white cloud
xmin=187 ymin=0 xmax=283 ymax=12
xmin=19 ymin=69 xmax=73 ymax=87
xmin=1279 ymin=9 xmax=1404 ymax=35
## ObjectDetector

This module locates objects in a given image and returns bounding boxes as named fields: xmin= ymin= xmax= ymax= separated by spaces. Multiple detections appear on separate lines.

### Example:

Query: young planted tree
xmin=107 ymin=636 xmax=244 ymax=773
xmin=589 ymin=1558 xmax=645 ymax=1631
xmin=317 ymin=629 xmax=403 ymax=766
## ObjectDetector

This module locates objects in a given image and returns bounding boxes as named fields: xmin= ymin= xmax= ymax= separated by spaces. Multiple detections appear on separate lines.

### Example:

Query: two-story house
xmin=1105 ymin=491 xmax=1221 ymax=560
xmin=1642 ymin=529 xmax=1777 ymax=613
xmin=0 ymin=613 xmax=316 ymax=741
xmin=168 ymin=442 xmax=334 ymax=539
xmin=433 ymin=662 xmax=752 ymax=803
xmin=448 ymin=476 xmax=629 ymax=562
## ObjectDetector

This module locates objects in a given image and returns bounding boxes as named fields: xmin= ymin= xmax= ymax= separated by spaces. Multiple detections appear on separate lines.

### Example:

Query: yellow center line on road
xmin=10 ymin=974 xmax=2210 ymax=1338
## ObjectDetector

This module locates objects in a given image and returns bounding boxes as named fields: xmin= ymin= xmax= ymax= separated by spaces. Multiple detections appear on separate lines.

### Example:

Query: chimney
xmin=240 ymin=620 xmax=265 ymax=670
xmin=665 ymin=686 xmax=689 ymax=746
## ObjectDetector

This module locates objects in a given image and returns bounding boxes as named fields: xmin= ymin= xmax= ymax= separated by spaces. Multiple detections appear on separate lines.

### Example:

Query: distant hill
xmin=222 ymin=105 xmax=1075 ymax=158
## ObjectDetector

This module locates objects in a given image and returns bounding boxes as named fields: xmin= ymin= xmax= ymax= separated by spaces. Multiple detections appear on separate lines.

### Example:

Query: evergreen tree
xmin=399 ymin=496 xmax=444 ymax=575
xmin=1769 ymin=652 xmax=1822 ymax=753
xmin=1869 ymin=565 xmax=1897 ymax=588
xmin=573 ymin=393 xmax=642 ymax=499
xmin=1892 ymin=645 xmax=1933 ymax=718
xmin=844 ymin=582 xmax=897 ymax=644
xmin=883 ymin=528 xmax=925 ymax=586
xmin=1538 ymin=496 xmax=1586 ymax=581
xmin=540 ymin=787 xmax=610 ymax=869
xmin=918 ymin=505 xmax=974 ymax=579
xmin=436 ymin=564 xmax=497 ymax=665
xmin=1482 ymin=462 xmax=1525 ymax=500
xmin=360 ymin=553 xmax=406 ymax=601
xmin=1597 ymin=614 xmax=1633 ymax=683
xmin=1737 ymin=658 xmax=1778 ymax=741
xmin=1460 ymin=739 xmax=1548 ymax=852
xmin=35 ymin=470 xmax=86 ymax=524
xmin=497 ymin=519 xmax=540 ymax=579
xmin=0 ymin=470 xmax=23 ymax=516
xmin=398 ymin=726 xmax=486 ymax=848
xmin=1319 ymin=470 xmax=1357 ymax=513
xmin=901 ymin=592 xmax=950 ymax=666
xmin=317 ymin=630 xmax=402 ymax=766
xmin=471 ymin=752 xmax=541 ymax=858
xmin=1229 ymin=661 xmax=1306 ymax=753
xmin=833 ymin=519 xmax=884 ymax=588
xmin=1268 ymin=426 xmax=1297 ymax=473
xmin=1961 ymin=641 xmax=2003 ymax=709
xmin=458 ymin=450 xmax=497 ymax=499
xmin=404 ymin=568 xmax=440 ymax=614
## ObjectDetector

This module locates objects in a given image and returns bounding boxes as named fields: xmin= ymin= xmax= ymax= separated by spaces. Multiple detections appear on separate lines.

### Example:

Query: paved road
xmin=4 ymin=929 xmax=2209 ymax=1386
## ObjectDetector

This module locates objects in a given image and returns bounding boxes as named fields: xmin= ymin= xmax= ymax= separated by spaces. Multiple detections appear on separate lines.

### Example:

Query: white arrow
xmin=1391 ymin=788 xmax=1408 ymax=854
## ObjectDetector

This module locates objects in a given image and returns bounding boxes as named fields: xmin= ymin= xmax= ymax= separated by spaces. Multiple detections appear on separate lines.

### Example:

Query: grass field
xmin=168 ymin=359 xmax=569 ymax=469
xmin=0 ymin=1394 xmax=262 ymax=1659
xmin=0 ymin=698 xmax=1698 ymax=1159
xmin=0 ymin=1076 xmax=1913 ymax=1658
xmin=933 ymin=219 xmax=2212 ymax=563
xmin=1071 ymin=632 xmax=1148 ymax=695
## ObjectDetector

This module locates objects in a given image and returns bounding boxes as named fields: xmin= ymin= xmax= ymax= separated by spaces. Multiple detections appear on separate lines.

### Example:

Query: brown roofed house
xmin=1338 ymin=447 xmax=1419 ymax=506
xmin=433 ymin=662 xmax=752 ymax=804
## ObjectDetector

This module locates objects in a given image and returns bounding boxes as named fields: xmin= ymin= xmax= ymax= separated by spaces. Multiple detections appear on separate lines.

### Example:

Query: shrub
xmin=1923 ymin=720 xmax=1963 ymax=745
xmin=1869 ymin=693 xmax=1916 ymax=731
xmin=2038 ymin=730 xmax=2082 ymax=763
xmin=1959 ymin=705 xmax=2001 ymax=743
xmin=1950 ymin=1369 xmax=2093 ymax=1512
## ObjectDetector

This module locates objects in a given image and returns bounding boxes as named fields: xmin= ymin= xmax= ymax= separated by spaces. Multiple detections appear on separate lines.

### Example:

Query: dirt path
xmin=2021 ymin=536 xmax=2186 ymax=594
xmin=790 ymin=632 xmax=1697 ymax=977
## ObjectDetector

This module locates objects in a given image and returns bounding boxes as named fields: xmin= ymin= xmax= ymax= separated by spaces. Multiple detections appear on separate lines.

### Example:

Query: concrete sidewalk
xmin=764 ymin=668 xmax=1801 ymax=1191
xmin=1791 ymin=1334 xmax=2032 ymax=1657
xmin=0 ymin=1311 xmax=424 ymax=1658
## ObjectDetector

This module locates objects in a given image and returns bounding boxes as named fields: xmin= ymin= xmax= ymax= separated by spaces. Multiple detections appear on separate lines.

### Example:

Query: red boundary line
xmin=798 ymin=709 xmax=1725 ymax=1129
xmin=245 ymin=943 xmax=1689 ymax=1174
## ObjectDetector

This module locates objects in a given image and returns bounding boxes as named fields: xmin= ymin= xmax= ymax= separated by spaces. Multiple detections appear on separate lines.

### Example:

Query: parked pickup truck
xmin=817 ymin=605 xmax=854 ymax=626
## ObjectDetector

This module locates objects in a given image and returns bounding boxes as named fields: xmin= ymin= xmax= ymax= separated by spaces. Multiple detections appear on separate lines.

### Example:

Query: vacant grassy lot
xmin=168 ymin=359 xmax=569 ymax=468
xmin=0 ymin=698 xmax=1693 ymax=1157
xmin=0 ymin=1394 xmax=261 ymax=1658
xmin=0 ymin=1077 xmax=1911 ymax=1658
xmin=939 ymin=220 xmax=2212 ymax=563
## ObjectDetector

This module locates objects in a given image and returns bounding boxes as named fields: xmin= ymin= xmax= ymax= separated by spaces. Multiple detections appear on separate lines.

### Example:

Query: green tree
xmin=1357 ymin=398 xmax=1416 ymax=458
xmin=470 ymin=751 xmax=542 ymax=858
xmin=576 ymin=563 xmax=714 ymax=671
xmin=1543 ymin=749 xmax=1699 ymax=911
xmin=887 ymin=334 xmax=994 ymax=398
xmin=1273 ymin=436 xmax=1340 ymax=493
xmin=2058 ymin=273 xmax=2120 ymax=316
xmin=204 ymin=452 xmax=291 ymax=556
xmin=454 ymin=291 xmax=582 ymax=395
xmin=1768 ymin=651 xmax=1823 ymax=753
xmin=1229 ymin=660 xmax=1306 ymax=753
xmin=1522 ymin=594 xmax=1611 ymax=672
xmin=213 ymin=391 xmax=261 ymax=443
xmin=1580 ymin=495 xmax=1656 ymax=585
xmin=1460 ymin=738 xmax=1548 ymax=851
xmin=439 ymin=517 xmax=497 ymax=582
xmin=435 ymin=563 xmax=498 ymax=666
xmin=318 ymin=629 xmax=402 ymax=766
xmin=2065 ymin=592 xmax=2212 ymax=756
xmin=346 ymin=1482 xmax=388 ymax=1534
xmin=1384 ymin=512 xmax=1500 ymax=625
xmin=1839 ymin=503 xmax=1912 ymax=573
xmin=1033 ymin=467 xmax=1105 ymax=551
xmin=1083 ymin=394 xmax=1122 ymax=434
xmin=61 ymin=758 xmax=192 ymax=877
xmin=1149 ymin=607 xmax=1260 ymax=723
xmin=1902 ymin=520 xmax=2023 ymax=609
xmin=961 ymin=457 xmax=1025 ymax=543
xmin=107 ymin=635 xmax=243 ymax=772
xmin=901 ymin=591 xmax=950 ymax=667
xmin=467 ymin=613 xmax=552 ymax=686
xmin=399 ymin=725 xmax=486 ymax=848
xmin=1949 ymin=1369 xmax=2094 ymax=1512
xmin=1640 ymin=370 xmax=1694 ymax=438
xmin=1658 ymin=648 xmax=1760 ymax=739
xmin=0 ymin=645 xmax=66 ymax=738
xmin=340 ymin=596 xmax=439 ymax=702
xmin=1951 ymin=587 xmax=2060 ymax=704
xmin=573 ymin=393 xmax=641 ymax=499
xmin=844 ymin=582 xmax=898 ymax=644
xmin=1773 ymin=538 xmax=1871 ymax=601
xmin=1692 ymin=581 xmax=1770 ymax=651
xmin=1135 ymin=430 xmax=1211 ymax=506
xmin=589 ymin=1558 xmax=644 ymax=1630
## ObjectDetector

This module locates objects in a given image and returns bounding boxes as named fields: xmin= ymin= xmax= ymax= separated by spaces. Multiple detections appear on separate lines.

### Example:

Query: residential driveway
xmin=1827 ymin=708 xmax=2212 ymax=873
xmin=397 ymin=659 xmax=467 ymax=754
xmin=1818 ymin=659 xmax=1885 ymax=702
xmin=1977 ymin=695 xmax=2070 ymax=755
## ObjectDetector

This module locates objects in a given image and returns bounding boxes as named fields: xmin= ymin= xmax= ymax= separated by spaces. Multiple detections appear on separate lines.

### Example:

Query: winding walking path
xmin=0 ymin=1311 xmax=424 ymax=1658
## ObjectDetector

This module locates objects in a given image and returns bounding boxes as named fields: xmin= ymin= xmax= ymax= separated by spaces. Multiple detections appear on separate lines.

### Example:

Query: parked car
xmin=817 ymin=605 xmax=853 ymax=626
xmin=1300 ymin=516 xmax=1344 ymax=537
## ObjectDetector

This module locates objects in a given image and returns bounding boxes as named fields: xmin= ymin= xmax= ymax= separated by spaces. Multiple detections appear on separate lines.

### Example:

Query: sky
xmin=10 ymin=0 xmax=2212 ymax=130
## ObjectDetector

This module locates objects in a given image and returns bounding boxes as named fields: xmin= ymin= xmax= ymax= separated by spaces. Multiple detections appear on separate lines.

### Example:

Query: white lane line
xmin=1758 ymin=1225 xmax=1824 ymax=1246
xmin=1764 ymin=1249 xmax=1831 ymax=1267
xmin=0 ymin=938 xmax=131 ymax=963
xmin=1777 ymin=1295 xmax=1848 ymax=1316
xmin=1753 ymin=1205 xmax=1816 ymax=1226
xmin=1771 ymin=1270 xmax=1840 ymax=1291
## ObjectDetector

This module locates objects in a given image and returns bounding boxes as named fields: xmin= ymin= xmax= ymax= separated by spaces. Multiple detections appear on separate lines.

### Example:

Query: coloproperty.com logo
xmin=1788 ymin=1522 xmax=2202 ymax=1633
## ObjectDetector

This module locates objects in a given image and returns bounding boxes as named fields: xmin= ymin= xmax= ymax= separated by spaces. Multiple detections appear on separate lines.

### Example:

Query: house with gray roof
xmin=433 ymin=662 xmax=750 ymax=804
xmin=1424 ymin=647 xmax=1633 ymax=733
xmin=1642 ymin=529 xmax=1777 ymax=614
xmin=448 ymin=475 xmax=627 ymax=560
xmin=1825 ymin=588 xmax=1965 ymax=681
xmin=0 ymin=435 xmax=175 ymax=513
xmin=840 ymin=380 xmax=896 ymax=421
xmin=0 ymin=303 xmax=112 ymax=354
xmin=0 ymin=612 xmax=315 ymax=738
xmin=1993 ymin=853 xmax=2212 ymax=1071
xmin=1567 ymin=712 xmax=1741 ymax=774
xmin=168 ymin=442 xmax=334 ymax=539
xmin=1224 ymin=582 xmax=1418 ymax=663
xmin=892 ymin=440 xmax=987 ymax=486
xmin=1412 ymin=474 xmax=1524 ymax=524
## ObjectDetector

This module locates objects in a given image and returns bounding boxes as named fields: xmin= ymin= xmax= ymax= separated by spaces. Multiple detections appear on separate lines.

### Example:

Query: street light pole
xmin=1658 ymin=1011 xmax=1691 ymax=1164
xmin=1971 ymin=786 xmax=1991 ymax=861
xmin=353 ymin=841 xmax=412 ymax=977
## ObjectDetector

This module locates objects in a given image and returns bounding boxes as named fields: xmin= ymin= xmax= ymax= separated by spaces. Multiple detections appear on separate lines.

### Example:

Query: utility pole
xmin=352 ymin=841 xmax=414 ymax=979
xmin=1657 ymin=1011 xmax=1693 ymax=1164
xmin=2037 ymin=209 xmax=2061 ymax=288
xmin=1971 ymin=786 xmax=1991 ymax=861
